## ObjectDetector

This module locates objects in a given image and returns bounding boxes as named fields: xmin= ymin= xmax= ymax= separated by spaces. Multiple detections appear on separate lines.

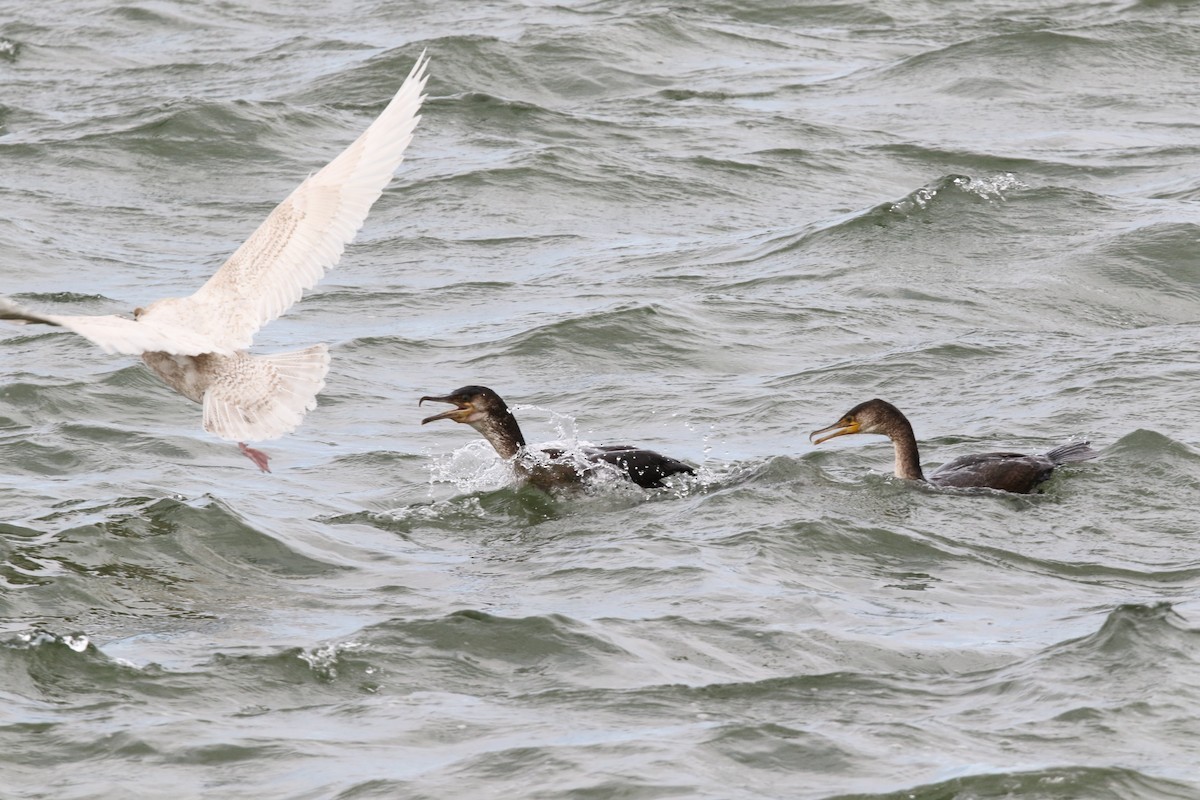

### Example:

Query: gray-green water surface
xmin=3 ymin=1 xmax=1200 ymax=797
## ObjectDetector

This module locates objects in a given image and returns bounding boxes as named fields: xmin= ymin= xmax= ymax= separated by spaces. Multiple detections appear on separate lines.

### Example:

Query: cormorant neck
xmin=887 ymin=417 xmax=925 ymax=481
xmin=471 ymin=408 xmax=527 ymax=460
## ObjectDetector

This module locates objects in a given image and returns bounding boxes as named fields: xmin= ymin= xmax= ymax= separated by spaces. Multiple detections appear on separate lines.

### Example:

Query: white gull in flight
xmin=1 ymin=54 xmax=429 ymax=472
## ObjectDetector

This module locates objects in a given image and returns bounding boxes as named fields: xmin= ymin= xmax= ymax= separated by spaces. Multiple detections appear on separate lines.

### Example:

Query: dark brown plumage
xmin=419 ymin=385 xmax=695 ymax=490
xmin=809 ymin=398 xmax=1097 ymax=494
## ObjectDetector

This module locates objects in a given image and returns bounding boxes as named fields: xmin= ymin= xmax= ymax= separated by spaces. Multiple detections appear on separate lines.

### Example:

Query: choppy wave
xmin=7 ymin=602 xmax=1193 ymax=797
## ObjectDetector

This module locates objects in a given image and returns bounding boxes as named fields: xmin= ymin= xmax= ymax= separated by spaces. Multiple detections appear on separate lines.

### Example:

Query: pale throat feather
xmin=470 ymin=412 xmax=525 ymax=460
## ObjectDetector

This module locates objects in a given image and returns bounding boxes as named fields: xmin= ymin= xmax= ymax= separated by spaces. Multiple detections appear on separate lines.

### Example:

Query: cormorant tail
xmin=1045 ymin=441 xmax=1099 ymax=464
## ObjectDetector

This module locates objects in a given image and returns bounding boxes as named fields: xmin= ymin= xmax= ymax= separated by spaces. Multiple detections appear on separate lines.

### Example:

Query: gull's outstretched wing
xmin=167 ymin=52 xmax=429 ymax=350
xmin=0 ymin=295 xmax=224 ymax=356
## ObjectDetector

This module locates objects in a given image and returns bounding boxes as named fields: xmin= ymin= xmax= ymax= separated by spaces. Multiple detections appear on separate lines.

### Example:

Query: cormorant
xmin=420 ymin=385 xmax=695 ymax=490
xmin=809 ymin=398 xmax=1097 ymax=493
xmin=0 ymin=55 xmax=430 ymax=472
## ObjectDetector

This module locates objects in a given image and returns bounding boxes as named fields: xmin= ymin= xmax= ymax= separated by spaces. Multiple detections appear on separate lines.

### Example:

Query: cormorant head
xmin=809 ymin=398 xmax=908 ymax=444
xmin=419 ymin=385 xmax=505 ymax=425
xmin=420 ymin=385 xmax=527 ymax=456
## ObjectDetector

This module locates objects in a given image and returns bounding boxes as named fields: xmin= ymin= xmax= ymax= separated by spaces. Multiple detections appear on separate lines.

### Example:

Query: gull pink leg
xmin=238 ymin=442 xmax=272 ymax=473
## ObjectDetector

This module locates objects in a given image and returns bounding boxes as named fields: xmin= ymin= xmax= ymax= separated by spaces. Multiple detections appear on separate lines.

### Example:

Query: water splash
xmin=425 ymin=439 xmax=516 ymax=494
xmin=423 ymin=404 xmax=601 ymax=494
xmin=886 ymin=173 xmax=1027 ymax=215
xmin=4 ymin=629 xmax=90 ymax=652
xmin=297 ymin=641 xmax=364 ymax=681
xmin=963 ymin=172 xmax=1028 ymax=201
xmin=422 ymin=402 xmax=708 ymax=503
xmin=511 ymin=403 xmax=585 ymax=444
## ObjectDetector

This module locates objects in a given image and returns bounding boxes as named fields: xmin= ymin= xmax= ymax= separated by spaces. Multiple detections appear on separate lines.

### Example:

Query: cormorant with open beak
xmin=420 ymin=385 xmax=695 ymax=490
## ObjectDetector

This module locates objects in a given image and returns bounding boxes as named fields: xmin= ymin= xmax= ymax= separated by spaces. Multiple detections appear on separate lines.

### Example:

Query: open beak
xmin=419 ymin=395 xmax=473 ymax=424
xmin=809 ymin=418 xmax=860 ymax=445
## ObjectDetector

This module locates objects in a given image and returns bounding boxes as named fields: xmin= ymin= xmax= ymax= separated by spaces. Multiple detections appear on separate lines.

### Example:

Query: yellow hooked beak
xmin=809 ymin=417 xmax=860 ymax=445
xmin=419 ymin=395 xmax=474 ymax=425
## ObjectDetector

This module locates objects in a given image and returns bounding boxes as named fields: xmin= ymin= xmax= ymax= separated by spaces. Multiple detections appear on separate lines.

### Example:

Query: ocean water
xmin=3 ymin=0 xmax=1200 ymax=797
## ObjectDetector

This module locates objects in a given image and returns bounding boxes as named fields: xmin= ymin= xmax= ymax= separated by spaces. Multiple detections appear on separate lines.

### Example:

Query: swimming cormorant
xmin=420 ymin=385 xmax=695 ymax=490
xmin=809 ymin=398 xmax=1097 ymax=493
xmin=0 ymin=55 xmax=429 ymax=472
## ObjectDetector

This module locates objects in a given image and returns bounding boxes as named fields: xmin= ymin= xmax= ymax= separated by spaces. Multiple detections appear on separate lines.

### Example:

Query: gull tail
xmin=202 ymin=345 xmax=331 ymax=443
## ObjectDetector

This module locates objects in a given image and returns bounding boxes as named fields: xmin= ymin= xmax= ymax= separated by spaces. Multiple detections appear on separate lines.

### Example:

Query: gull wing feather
xmin=0 ymin=294 xmax=222 ymax=356
xmin=178 ymin=52 xmax=429 ymax=350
